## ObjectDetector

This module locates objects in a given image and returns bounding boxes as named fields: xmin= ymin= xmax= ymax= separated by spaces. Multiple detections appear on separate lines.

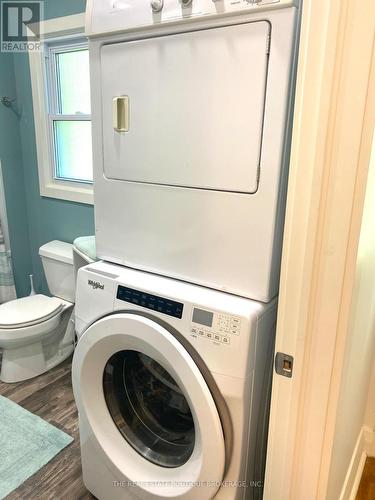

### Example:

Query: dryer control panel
xmin=86 ymin=0 xmax=297 ymax=37
xmin=191 ymin=307 xmax=241 ymax=346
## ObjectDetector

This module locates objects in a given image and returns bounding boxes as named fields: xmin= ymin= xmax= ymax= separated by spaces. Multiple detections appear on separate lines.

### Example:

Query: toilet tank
xmin=39 ymin=241 xmax=75 ymax=303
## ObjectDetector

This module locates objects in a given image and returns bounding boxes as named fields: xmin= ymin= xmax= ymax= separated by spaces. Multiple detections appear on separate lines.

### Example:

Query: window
xmin=29 ymin=14 xmax=94 ymax=204
xmin=46 ymin=41 xmax=93 ymax=183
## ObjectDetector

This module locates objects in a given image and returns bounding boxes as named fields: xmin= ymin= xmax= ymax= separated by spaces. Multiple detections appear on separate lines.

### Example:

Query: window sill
xmin=40 ymin=180 xmax=93 ymax=205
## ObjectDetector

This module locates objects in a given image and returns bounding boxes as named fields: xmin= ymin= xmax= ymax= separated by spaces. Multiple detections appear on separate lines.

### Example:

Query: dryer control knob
xmin=151 ymin=0 xmax=164 ymax=12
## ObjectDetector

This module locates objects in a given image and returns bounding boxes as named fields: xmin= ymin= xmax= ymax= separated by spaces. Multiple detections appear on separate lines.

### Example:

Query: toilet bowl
xmin=0 ymin=241 xmax=76 ymax=383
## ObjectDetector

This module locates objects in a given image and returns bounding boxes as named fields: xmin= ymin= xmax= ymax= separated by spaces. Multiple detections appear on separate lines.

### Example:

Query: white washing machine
xmin=87 ymin=0 xmax=300 ymax=303
xmin=72 ymin=261 xmax=277 ymax=499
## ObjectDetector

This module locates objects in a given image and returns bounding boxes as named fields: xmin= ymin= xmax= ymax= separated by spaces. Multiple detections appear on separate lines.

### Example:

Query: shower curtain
xmin=0 ymin=219 xmax=16 ymax=304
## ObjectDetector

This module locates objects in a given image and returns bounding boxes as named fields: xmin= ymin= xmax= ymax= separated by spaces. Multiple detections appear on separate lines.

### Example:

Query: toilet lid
xmin=0 ymin=295 xmax=63 ymax=329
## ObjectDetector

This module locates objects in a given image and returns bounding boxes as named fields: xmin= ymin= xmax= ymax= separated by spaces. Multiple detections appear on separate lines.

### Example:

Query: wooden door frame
xmin=264 ymin=0 xmax=375 ymax=498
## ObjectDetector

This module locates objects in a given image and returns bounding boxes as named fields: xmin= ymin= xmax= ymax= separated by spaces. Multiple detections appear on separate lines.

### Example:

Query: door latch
xmin=275 ymin=352 xmax=294 ymax=378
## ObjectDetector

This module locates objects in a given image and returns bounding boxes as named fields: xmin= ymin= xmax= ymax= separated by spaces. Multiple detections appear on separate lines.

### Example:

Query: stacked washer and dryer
xmin=72 ymin=1 xmax=300 ymax=499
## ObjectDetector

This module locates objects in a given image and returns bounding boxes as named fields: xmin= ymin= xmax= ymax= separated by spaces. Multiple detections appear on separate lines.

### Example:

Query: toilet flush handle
xmin=113 ymin=96 xmax=129 ymax=133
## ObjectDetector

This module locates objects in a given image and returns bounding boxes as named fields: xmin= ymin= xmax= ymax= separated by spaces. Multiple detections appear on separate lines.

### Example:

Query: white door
xmin=72 ymin=313 xmax=225 ymax=499
xmin=101 ymin=21 xmax=270 ymax=193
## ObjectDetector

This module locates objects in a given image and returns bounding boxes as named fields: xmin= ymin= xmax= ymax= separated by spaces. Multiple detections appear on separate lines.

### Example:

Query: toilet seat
xmin=0 ymin=295 xmax=63 ymax=329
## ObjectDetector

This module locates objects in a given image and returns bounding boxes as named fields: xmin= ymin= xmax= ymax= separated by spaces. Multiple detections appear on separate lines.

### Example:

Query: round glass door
xmin=103 ymin=350 xmax=195 ymax=468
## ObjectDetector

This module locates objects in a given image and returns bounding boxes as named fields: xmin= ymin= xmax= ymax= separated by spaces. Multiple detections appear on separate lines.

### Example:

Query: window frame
xmin=28 ymin=14 xmax=94 ymax=205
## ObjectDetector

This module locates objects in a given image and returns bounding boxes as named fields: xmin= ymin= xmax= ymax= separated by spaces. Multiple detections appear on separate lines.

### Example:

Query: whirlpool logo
xmin=88 ymin=279 xmax=104 ymax=290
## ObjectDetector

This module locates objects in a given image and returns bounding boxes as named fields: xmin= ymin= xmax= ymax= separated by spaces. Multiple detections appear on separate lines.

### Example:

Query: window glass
xmin=46 ymin=42 xmax=93 ymax=185
xmin=53 ymin=120 xmax=93 ymax=182
xmin=55 ymin=49 xmax=91 ymax=115
xmin=103 ymin=350 xmax=195 ymax=468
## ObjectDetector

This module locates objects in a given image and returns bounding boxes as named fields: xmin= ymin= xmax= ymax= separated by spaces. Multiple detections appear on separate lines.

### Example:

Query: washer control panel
xmin=190 ymin=306 xmax=241 ymax=346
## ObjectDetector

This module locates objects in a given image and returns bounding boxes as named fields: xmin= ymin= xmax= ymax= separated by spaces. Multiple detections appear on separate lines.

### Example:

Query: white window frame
xmin=28 ymin=14 xmax=93 ymax=205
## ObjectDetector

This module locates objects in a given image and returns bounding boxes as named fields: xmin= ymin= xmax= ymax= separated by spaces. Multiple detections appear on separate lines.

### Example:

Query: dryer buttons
xmin=151 ymin=0 xmax=163 ymax=12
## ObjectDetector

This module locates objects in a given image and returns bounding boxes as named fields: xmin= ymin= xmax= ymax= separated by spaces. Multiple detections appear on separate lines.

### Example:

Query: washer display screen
xmin=192 ymin=308 xmax=214 ymax=327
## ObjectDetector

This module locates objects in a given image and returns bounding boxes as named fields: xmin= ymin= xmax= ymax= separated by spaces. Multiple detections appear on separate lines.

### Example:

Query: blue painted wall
xmin=1 ymin=0 xmax=93 ymax=296
xmin=42 ymin=0 xmax=87 ymax=20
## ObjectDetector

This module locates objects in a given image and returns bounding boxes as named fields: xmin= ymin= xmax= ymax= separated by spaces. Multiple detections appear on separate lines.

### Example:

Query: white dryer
xmin=87 ymin=0 xmax=300 ymax=302
xmin=72 ymin=261 xmax=277 ymax=499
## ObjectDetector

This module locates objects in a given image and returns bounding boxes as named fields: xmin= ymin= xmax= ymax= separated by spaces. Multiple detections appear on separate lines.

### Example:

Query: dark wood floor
xmin=0 ymin=357 xmax=95 ymax=500
xmin=356 ymin=457 xmax=375 ymax=500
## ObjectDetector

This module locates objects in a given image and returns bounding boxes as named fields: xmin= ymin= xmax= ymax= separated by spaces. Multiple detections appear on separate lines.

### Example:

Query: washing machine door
xmin=72 ymin=313 xmax=225 ymax=499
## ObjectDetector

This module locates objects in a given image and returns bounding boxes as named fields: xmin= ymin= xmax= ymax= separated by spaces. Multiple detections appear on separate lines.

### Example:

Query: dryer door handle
xmin=113 ymin=96 xmax=129 ymax=132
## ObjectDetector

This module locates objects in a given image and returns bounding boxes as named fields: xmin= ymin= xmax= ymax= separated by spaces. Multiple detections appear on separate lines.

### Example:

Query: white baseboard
xmin=339 ymin=426 xmax=375 ymax=500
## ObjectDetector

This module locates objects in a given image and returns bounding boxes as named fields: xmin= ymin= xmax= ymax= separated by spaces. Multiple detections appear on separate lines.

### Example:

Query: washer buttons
xmin=191 ymin=326 xmax=231 ymax=345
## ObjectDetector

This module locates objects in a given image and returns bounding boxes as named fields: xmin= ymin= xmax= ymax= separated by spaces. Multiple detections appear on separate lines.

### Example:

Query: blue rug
xmin=0 ymin=395 xmax=73 ymax=499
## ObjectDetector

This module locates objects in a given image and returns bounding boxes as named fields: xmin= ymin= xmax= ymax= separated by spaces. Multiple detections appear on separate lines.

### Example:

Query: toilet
xmin=0 ymin=241 xmax=76 ymax=383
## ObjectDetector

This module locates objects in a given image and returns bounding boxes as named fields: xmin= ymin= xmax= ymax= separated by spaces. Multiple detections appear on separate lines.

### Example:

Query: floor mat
xmin=0 ymin=395 xmax=73 ymax=499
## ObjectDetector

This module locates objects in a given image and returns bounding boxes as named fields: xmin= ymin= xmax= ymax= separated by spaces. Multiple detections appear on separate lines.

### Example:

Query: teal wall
xmin=41 ymin=0 xmax=87 ymax=20
xmin=0 ymin=0 xmax=93 ymax=297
